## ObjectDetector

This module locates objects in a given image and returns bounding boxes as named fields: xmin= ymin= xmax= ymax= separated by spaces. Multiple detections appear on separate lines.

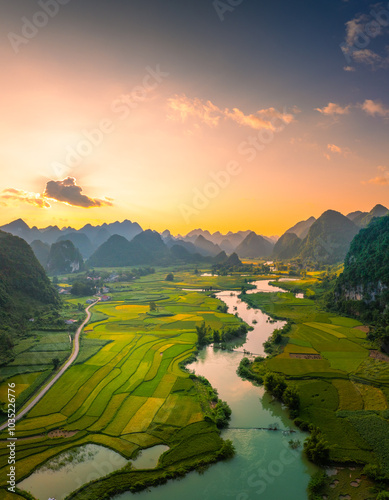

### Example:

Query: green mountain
xmin=87 ymin=235 xmax=134 ymax=267
xmin=235 ymin=232 xmax=274 ymax=258
xmin=47 ymin=240 xmax=85 ymax=275
xmin=88 ymin=230 xmax=170 ymax=267
xmin=193 ymin=235 xmax=222 ymax=257
xmin=272 ymin=233 xmax=302 ymax=260
xmin=225 ymin=252 xmax=242 ymax=266
xmin=30 ymin=239 xmax=50 ymax=267
xmin=0 ymin=230 xmax=59 ymax=361
xmin=336 ymin=216 xmax=389 ymax=302
xmin=57 ymin=232 xmax=94 ymax=258
xmin=298 ymin=210 xmax=359 ymax=264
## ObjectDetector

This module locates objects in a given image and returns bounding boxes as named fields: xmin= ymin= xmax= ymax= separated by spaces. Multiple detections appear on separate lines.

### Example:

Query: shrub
xmin=307 ymin=471 xmax=329 ymax=500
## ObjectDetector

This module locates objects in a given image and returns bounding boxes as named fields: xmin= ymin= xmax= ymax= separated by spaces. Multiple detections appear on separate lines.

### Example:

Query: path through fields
xmin=0 ymin=299 xmax=99 ymax=431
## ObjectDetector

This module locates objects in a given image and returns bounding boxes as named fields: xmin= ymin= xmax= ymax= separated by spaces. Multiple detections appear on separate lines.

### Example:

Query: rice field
xmin=245 ymin=280 xmax=389 ymax=471
xmin=0 ymin=269 xmax=245 ymax=498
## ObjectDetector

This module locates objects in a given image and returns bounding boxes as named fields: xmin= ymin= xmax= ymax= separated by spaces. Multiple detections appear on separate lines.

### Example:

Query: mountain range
xmin=0 ymin=203 xmax=387 ymax=269
xmin=274 ymin=204 xmax=388 ymax=265
xmin=0 ymin=219 xmax=142 ymax=255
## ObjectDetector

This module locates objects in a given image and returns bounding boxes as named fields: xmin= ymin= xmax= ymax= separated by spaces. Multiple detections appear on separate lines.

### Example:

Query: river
xmin=114 ymin=279 xmax=316 ymax=500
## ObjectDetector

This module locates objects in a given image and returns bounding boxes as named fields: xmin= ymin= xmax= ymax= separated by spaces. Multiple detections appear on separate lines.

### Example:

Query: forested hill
xmin=334 ymin=216 xmax=389 ymax=331
xmin=0 ymin=230 xmax=59 ymax=341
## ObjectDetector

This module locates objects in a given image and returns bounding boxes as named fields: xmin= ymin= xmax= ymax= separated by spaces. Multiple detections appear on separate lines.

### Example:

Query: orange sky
xmin=1 ymin=2 xmax=388 ymax=237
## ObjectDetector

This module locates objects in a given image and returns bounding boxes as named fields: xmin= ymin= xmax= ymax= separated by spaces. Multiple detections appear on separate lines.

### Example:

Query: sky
xmin=0 ymin=0 xmax=388 ymax=236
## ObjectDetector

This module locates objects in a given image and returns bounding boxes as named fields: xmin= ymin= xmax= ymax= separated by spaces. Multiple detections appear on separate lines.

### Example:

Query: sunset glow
xmin=1 ymin=1 xmax=388 ymax=235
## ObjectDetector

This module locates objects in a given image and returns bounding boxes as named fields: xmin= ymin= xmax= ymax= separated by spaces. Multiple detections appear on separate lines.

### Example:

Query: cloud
xmin=325 ymin=143 xmax=352 ymax=159
xmin=345 ymin=14 xmax=372 ymax=46
xmin=352 ymin=48 xmax=387 ymax=67
xmin=44 ymin=177 xmax=113 ymax=208
xmin=365 ymin=165 xmax=389 ymax=185
xmin=0 ymin=178 xmax=113 ymax=209
xmin=167 ymin=95 xmax=220 ymax=127
xmin=361 ymin=99 xmax=389 ymax=117
xmin=327 ymin=144 xmax=342 ymax=154
xmin=167 ymin=94 xmax=298 ymax=131
xmin=0 ymin=188 xmax=51 ymax=208
xmin=341 ymin=11 xmax=389 ymax=70
xmin=225 ymin=107 xmax=296 ymax=130
xmin=315 ymin=102 xmax=351 ymax=115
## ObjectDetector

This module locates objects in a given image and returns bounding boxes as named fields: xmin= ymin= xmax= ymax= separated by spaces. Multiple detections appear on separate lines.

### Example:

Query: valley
xmin=0 ymin=207 xmax=389 ymax=500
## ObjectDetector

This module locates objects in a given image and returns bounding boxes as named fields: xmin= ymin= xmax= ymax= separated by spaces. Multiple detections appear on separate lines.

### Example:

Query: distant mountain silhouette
xmin=0 ymin=219 xmax=143 ymax=249
xmin=57 ymin=232 xmax=94 ymax=258
xmin=351 ymin=204 xmax=389 ymax=228
xmin=272 ymin=233 xmax=302 ymax=260
xmin=235 ymin=232 xmax=274 ymax=258
xmin=285 ymin=216 xmax=316 ymax=240
xmin=194 ymin=235 xmax=222 ymax=257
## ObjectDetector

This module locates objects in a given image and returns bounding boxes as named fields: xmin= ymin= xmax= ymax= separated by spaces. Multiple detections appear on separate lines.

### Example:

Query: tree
xmin=263 ymin=372 xmax=287 ymax=399
xmin=149 ymin=301 xmax=157 ymax=312
xmin=217 ymin=303 xmax=228 ymax=313
xmin=213 ymin=329 xmax=221 ymax=343
xmin=283 ymin=386 xmax=300 ymax=417
xmin=304 ymin=428 xmax=330 ymax=464
xmin=307 ymin=471 xmax=329 ymax=500
xmin=52 ymin=357 xmax=60 ymax=370
xmin=196 ymin=322 xmax=209 ymax=346
xmin=165 ymin=273 xmax=174 ymax=281
xmin=217 ymin=439 xmax=235 ymax=459
xmin=70 ymin=281 xmax=95 ymax=296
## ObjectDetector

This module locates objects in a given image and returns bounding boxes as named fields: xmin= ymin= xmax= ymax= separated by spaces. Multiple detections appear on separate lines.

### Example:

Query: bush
xmin=307 ymin=471 xmax=329 ymax=500
xmin=304 ymin=428 xmax=330 ymax=465
xmin=237 ymin=357 xmax=257 ymax=381
xmin=217 ymin=439 xmax=235 ymax=459
xmin=294 ymin=418 xmax=310 ymax=431
xmin=363 ymin=464 xmax=389 ymax=484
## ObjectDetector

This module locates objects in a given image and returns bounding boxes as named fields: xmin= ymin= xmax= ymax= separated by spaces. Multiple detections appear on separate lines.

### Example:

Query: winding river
xmin=20 ymin=279 xmax=316 ymax=500
xmin=114 ymin=279 xmax=316 ymax=500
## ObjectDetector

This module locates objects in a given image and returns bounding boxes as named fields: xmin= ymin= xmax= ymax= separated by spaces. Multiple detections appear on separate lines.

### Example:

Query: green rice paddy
xmin=245 ymin=278 xmax=389 ymax=498
xmin=0 ymin=269 xmax=245 ymax=499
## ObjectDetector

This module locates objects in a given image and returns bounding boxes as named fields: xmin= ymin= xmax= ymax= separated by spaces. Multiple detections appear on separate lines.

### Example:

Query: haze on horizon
xmin=0 ymin=0 xmax=388 ymax=236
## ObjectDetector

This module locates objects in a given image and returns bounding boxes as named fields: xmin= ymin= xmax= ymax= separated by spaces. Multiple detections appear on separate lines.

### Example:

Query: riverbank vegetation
xmin=238 ymin=274 xmax=389 ymax=498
